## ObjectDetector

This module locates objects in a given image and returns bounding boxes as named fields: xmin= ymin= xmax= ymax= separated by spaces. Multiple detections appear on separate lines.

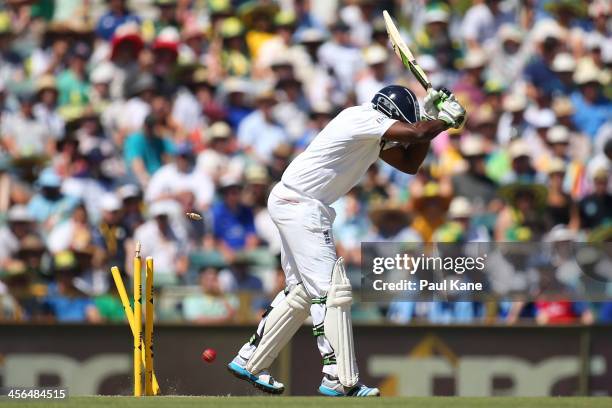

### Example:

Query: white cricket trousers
xmin=238 ymin=182 xmax=340 ymax=377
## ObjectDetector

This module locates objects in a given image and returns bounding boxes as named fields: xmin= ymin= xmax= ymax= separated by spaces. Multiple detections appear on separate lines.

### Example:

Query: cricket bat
xmin=383 ymin=10 xmax=432 ymax=91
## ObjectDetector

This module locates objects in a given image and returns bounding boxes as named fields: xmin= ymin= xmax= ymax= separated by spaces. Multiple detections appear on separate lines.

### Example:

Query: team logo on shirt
xmin=323 ymin=229 xmax=332 ymax=245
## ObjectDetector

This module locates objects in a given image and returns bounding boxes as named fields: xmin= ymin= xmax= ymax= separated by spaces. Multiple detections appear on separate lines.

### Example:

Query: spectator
xmin=56 ymin=42 xmax=90 ymax=108
xmin=0 ymin=205 xmax=35 ymax=267
xmin=318 ymin=21 xmax=363 ymax=97
xmin=145 ymin=142 xmax=214 ymax=209
xmin=43 ymin=251 xmax=100 ymax=323
xmin=462 ymin=0 xmax=515 ymax=50
xmin=211 ymin=178 xmax=258 ymax=262
xmin=452 ymin=135 xmax=498 ymax=208
xmin=27 ymin=169 xmax=78 ymax=231
xmin=182 ymin=267 xmax=238 ymax=324
xmin=196 ymin=121 xmax=238 ymax=183
xmin=33 ymin=75 xmax=64 ymax=139
xmin=133 ymin=200 xmax=188 ymax=285
xmin=124 ymin=114 xmax=176 ymax=187
xmin=410 ymin=182 xmax=451 ymax=243
xmin=95 ymin=0 xmax=141 ymax=41
xmin=1 ymin=90 xmax=54 ymax=159
xmin=237 ymin=88 xmax=289 ymax=163
xmin=95 ymin=193 xmax=128 ymax=269
xmin=219 ymin=254 xmax=264 ymax=294
xmin=571 ymin=60 xmax=612 ymax=138
xmin=579 ymin=168 xmax=612 ymax=230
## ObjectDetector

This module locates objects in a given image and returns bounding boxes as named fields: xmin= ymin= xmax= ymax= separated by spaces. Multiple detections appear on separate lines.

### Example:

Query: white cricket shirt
xmin=281 ymin=103 xmax=396 ymax=205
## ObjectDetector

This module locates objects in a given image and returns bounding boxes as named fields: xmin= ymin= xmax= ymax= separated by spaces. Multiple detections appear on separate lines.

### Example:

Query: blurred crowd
xmin=0 ymin=0 xmax=610 ymax=325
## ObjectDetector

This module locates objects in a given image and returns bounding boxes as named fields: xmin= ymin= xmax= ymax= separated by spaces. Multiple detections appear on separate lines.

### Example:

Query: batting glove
xmin=423 ymin=88 xmax=443 ymax=120
xmin=437 ymin=95 xmax=466 ymax=129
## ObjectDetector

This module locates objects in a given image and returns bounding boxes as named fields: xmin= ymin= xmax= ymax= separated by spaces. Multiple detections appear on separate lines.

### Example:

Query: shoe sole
xmin=227 ymin=362 xmax=285 ymax=395
xmin=319 ymin=384 xmax=381 ymax=397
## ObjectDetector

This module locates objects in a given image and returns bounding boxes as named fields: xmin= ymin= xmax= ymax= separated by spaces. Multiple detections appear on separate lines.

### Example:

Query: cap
xmin=208 ymin=121 xmax=232 ymax=139
xmin=245 ymin=165 xmax=269 ymax=184
xmin=546 ymin=225 xmax=576 ymax=242
xmin=274 ymin=10 xmax=296 ymax=27
xmin=525 ymin=109 xmax=555 ymax=129
xmin=153 ymin=26 xmax=180 ymax=54
xmin=363 ymin=45 xmax=387 ymax=66
xmin=498 ymin=24 xmax=523 ymax=42
xmin=547 ymin=157 xmax=566 ymax=175
xmin=148 ymin=200 xmax=176 ymax=218
xmin=462 ymin=49 xmax=487 ymax=69
xmin=100 ymin=193 xmax=122 ymax=212
xmin=116 ymin=184 xmax=141 ymax=200
xmin=547 ymin=125 xmax=570 ymax=144
xmin=297 ymin=28 xmax=327 ymax=44
xmin=509 ymin=140 xmax=531 ymax=160
xmin=448 ymin=196 xmax=472 ymax=219
xmin=7 ymin=205 xmax=33 ymax=222
xmin=38 ymin=169 xmax=61 ymax=188
xmin=460 ymin=135 xmax=487 ymax=157
xmin=502 ymin=93 xmax=527 ymax=112
xmin=91 ymin=62 xmax=114 ymax=84
xmin=425 ymin=6 xmax=450 ymax=24
xmin=552 ymin=53 xmax=576 ymax=72
xmin=223 ymin=77 xmax=250 ymax=94
xmin=573 ymin=59 xmax=604 ymax=84
xmin=219 ymin=174 xmax=242 ymax=190
xmin=552 ymin=97 xmax=574 ymax=117
xmin=220 ymin=17 xmax=244 ymax=38
xmin=36 ymin=75 xmax=57 ymax=92
xmin=175 ymin=142 xmax=194 ymax=156
xmin=330 ymin=20 xmax=350 ymax=32
xmin=417 ymin=54 xmax=439 ymax=72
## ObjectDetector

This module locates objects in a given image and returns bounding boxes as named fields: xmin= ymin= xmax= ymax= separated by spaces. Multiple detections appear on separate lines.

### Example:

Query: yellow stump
xmin=144 ymin=256 xmax=154 ymax=396
xmin=133 ymin=243 xmax=142 ymax=397
xmin=110 ymin=266 xmax=161 ymax=395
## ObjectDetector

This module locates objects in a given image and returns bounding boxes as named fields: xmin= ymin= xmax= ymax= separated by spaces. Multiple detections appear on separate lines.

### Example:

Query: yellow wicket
xmin=110 ymin=266 xmax=160 ymax=395
xmin=133 ymin=243 xmax=142 ymax=397
xmin=144 ymin=256 xmax=154 ymax=396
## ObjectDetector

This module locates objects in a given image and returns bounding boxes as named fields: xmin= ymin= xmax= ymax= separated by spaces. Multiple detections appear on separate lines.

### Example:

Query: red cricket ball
xmin=202 ymin=348 xmax=217 ymax=363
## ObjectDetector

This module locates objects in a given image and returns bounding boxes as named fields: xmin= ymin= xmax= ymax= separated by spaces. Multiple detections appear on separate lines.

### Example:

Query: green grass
xmin=1 ymin=396 xmax=611 ymax=408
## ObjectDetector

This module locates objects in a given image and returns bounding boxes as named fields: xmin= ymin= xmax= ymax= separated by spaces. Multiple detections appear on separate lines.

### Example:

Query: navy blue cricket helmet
xmin=371 ymin=85 xmax=420 ymax=123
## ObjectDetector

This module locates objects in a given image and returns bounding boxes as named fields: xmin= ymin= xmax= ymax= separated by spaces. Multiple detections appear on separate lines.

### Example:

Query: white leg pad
xmin=246 ymin=284 xmax=311 ymax=374
xmin=324 ymin=257 xmax=359 ymax=387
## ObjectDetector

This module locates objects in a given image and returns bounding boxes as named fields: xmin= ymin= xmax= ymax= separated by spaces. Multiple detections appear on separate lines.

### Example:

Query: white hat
xmin=7 ymin=205 xmax=33 ymax=222
xmin=498 ymin=24 xmax=523 ymax=42
xmin=547 ymin=125 xmax=570 ymax=144
xmin=545 ymin=225 xmax=575 ymax=242
xmin=149 ymin=200 xmax=176 ymax=218
xmin=573 ymin=59 xmax=604 ymax=84
xmin=448 ymin=196 xmax=472 ymax=219
xmin=223 ymin=77 xmax=251 ymax=94
xmin=417 ymin=54 xmax=438 ymax=72
xmin=100 ymin=193 xmax=121 ymax=212
xmin=547 ymin=157 xmax=566 ymax=174
xmin=552 ymin=53 xmax=576 ymax=72
xmin=502 ymin=93 xmax=527 ymax=112
xmin=462 ymin=50 xmax=487 ymax=69
xmin=208 ymin=121 xmax=232 ymax=139
xmin=363 ymin=45 xmax=387 ymax=65
xmin=91 ymin=62 xmax=114 ymax=84
xmin=116 ymin=184 xmax=141 ymax=200
xmin=532 ymin=20 xmax=566 ymax=42
xmin=525 ymin=108 xmax=556 ymax=129
xmin=509 ymin=140 xmax=531 ymax=160
xmin=425 ymin=8 xmax=449 ymax=24
xmin=460 ymin=135 xmax=487 ymax=157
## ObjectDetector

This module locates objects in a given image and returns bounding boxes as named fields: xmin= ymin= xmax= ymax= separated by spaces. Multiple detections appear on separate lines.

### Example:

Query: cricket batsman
xmin=227 ymin=85 xmax=466 ymax=396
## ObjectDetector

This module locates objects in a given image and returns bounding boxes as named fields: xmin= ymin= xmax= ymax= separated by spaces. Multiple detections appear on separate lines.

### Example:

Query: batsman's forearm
xmin=383 ymin=119 xmax=449 ymax=144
